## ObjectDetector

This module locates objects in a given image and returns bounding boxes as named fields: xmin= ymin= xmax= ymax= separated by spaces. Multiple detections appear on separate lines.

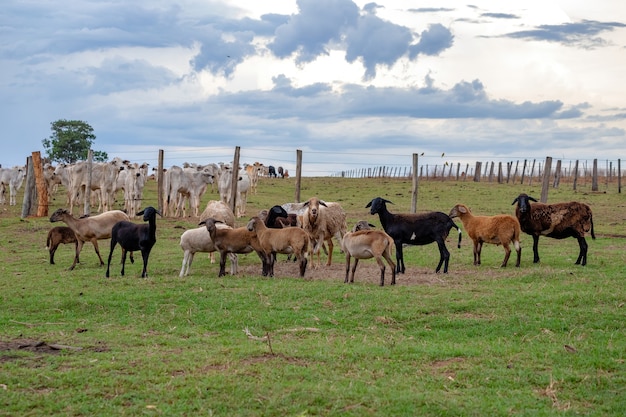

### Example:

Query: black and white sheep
xmin=366 ymin=197 xmax=462 ymax=274
xmin=512 ymin=193 xmax=595 ymax=266
xmin=341 ymin=221 xmax=396 ymax=286
xmin=448 ymin=203 xmax=521 ymax=267
xmin=105 ymin=206 xmax=161 ymax=278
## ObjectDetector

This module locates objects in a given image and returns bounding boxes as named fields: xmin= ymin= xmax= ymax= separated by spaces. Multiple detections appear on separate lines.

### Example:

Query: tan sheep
xmin=448 ymin=204 xmax=521 ymax=267
xmin=179 ymin=222 xmax=238 ymax=277
xmin=49 ymin=208 xmax=130 ymax=270
xmin=199 ymin=218 xmax=264 ymax=277
xmin=301 ymin=197 xmax=347 ymax=268
xmin=341 ymin=221 xmax=396 ymax=286
xmin=246 ymin=216 xmax=310 ymax=277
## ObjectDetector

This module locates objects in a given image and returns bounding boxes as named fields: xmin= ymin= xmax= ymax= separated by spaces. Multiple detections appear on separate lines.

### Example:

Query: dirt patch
xmin=0 ymin=339 xmax=109 ymax=362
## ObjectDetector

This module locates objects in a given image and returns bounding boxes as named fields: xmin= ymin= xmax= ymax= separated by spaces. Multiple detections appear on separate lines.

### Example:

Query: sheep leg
xmin=120 ymin=249 xmax=128 ymax=276
xmin=383 ymin=251 xmax=396 ymax=285
xmin=140 ymin=250 xmax=149 ymax=278
xmin=473 ymin=240 xmax=482 ymax=266
xmin=514 ymin=241 xmax=521 ymax=267
xmin=70 ymin=240 xmax=85 ymax=271
xmin=299 ymin=254 xmax=307 ymax=278
xmin=394 ymin=241 xmax=405 ymax=274
xmin=344 ymin=253 xmax=351 ymax=283
xmin=180 ymin=250 xmax=191 ymax=277
xmin=575 ymin=236 xmax=588 ymax=266
xmin=501 ymin=243 xmax=511 ymax=268
xmin=350 ymin=258 xmax=359 ymax=284
xmin=326 ymin=238 xmax=334 ymax=266
xmin=375 ymin=256 xmax=386 ymax=286
xmin=105 ymin=241 xmax=116 ymax=278
xmin=49 ymin=243 xmax=59 ymax=265
xmin=531 ymin=235 xmax=541 ymax=263
xmin=435 ymin=239 xmax=450 ymax=273
xmin=91 ymin=239 xmax=105 ymax=267
xmin=218 ymin=251 xmax=228 ymax=277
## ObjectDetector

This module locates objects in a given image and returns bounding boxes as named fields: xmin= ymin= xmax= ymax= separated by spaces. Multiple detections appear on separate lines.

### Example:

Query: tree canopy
xmin=42 ymin=119 xmax=108 ymax=163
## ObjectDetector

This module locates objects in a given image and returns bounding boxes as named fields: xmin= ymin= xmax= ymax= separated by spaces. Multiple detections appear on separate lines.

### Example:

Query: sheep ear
xmin=384 ymin=199 xmax=394 ymax=204
xmin=512 ymin=197 xmax=518 ymax=205
xmin=198 ymin=220 xmax=206 ymax=226
xmin=136 ymin=209 xmax=145 ymax=216
xmin=458 ymin=205 xmax=467 ymax=214
xmin=368 ymin=223 xmax=376 ymax=228
xmin=319 ymin=200 xmax=328 ymax=207
xmin=529 ymin=196 xmax=538 ymax=202
xmin=365 ymin=201 xmax=372 ymax=208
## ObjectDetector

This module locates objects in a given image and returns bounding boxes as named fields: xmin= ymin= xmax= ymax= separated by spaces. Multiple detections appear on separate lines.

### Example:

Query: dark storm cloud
xmin=504 ymin=20 xmax=626 ymax=48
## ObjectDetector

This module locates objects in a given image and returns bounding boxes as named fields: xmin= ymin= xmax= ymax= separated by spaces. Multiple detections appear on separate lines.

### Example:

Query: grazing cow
xmin=0 ymin=166 xmax=26 ymax=206
xmin=268 ymin=165 xmax=277 ymax=178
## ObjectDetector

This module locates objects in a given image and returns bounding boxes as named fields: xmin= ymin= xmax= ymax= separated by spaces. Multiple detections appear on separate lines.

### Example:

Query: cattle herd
xmin=1 ymin=159 xmax=597 ymax=284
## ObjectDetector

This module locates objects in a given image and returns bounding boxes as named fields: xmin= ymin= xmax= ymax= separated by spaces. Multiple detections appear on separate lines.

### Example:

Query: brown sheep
xmin=341 ymin=222 xmax=396 ymax=286
xmin=46 ymin=226 xmax=78 ymax=265
xmin=512 ymin=193 xmax=595 ymax=265
xmin=449 ymin=204 xmax=521 ymax=267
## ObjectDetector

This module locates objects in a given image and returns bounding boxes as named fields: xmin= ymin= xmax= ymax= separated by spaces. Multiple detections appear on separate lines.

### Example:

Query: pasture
xmin=1 ymin=175 xmax=625 ymax=416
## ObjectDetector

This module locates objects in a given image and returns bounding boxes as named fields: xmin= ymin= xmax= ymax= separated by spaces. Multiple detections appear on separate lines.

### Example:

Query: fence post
xmin=572 ymin=160 xmax=579 ymax=191
xmin=158 ymin=149 xmax=164 ymax=213
xmin=553 ymin=160 xmax=562 ymax=188
xmin=411 ymin=153 xmax=418 ymax=213
xmin=618 ymin=159 xmax=622 ymax=193
xmin=473 ymin=162 xmax=482 ymax=182
xmin=540 ymin=156 xmax=552 ymax=203
xmin=295 ymin=149 xmax=302 ymax=203
xmin=592 ymin=159 xmax=598 ymax=191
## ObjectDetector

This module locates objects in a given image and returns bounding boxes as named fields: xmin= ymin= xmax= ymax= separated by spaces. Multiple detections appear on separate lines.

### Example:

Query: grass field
xmin=1 ymin=175 xmax=625 ymax=416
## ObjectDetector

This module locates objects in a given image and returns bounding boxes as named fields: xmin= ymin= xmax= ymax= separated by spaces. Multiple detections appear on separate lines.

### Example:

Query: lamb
xmin=512 ymin=193 xmax=595 ymax=266
xmin=46 ymin=226 xmax=78 ymax=265
xmin=341 ymin=221 xmax=396 ymax=286
xmin=259 ymin=205 xmax=298 ymax=228
xmin=179 ymin=223 xmax=238 ymax=277
xmin=50 ymin=208 xmax=130 ymax=270
xmin=106 ymin=206 xmax=161 ymax=278
xmin=301 ymin=197 xmax=347 ymax=268
xmin=448 ymin=204 xmax=521 ymax=267
xmin=199 ymin=218 xmax=265 ymax=277
xmin=246 ymin=216 xmax=310 ymax=277
xmin=366 ymin=197 xmax=462 ymax=274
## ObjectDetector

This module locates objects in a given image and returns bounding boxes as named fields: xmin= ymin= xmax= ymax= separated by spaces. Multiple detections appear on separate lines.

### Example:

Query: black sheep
xmin=264 ymin=205 xmax=298 ymax=228
xmin=366 ymin=197 xmax=461 ymax=274
xmin=106 ymin=206 xmax=161 ymax=278
xmin=512 ymin=193 xmax=595 ymax=265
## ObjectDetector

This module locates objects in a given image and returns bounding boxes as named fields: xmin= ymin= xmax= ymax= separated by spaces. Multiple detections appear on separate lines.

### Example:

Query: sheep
xmin=199 ymin=218 xmax=265 ymax=277
xmin=448 ymin=204 xmax=521 ymax=267
xmin=366 ymin=197 xmax=462 ymax=274
xmin=105 ymin=206 xmax=161 ymax=278
xmin=179 ymin=223 xmax=238 ymax=277
xmin=341 ymin=221 xmax=396 ymax=286
xmin=46 ymin=226 xmax=78 ymax=265
xmin=259 ymin=205 xmax=298 ymax=229
xmin=301 ymin=197 xmax=348 ymax=268
xmin=199 ymin=200 xmax=236 ymax=264
xmin=246 ymin=216 xmax=310 ymax=277
xmin=50 ymin=208 xmax=130 ymax=270
xmin=512 ymin=193 xmax=595 ymax=266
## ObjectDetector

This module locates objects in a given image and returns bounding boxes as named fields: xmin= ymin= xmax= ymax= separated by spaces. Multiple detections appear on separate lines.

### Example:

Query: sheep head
xmin=303 ymin=197 xmax=328 ymax=223
xmin=512 ymin=194 xmax=538 ymax=213
xmin=365 ymin=197 xmax=393 ymax=215
xmin=448 ymin=204 xmax=470 ymax=219
xmin=352 ymin=220 xmax=376 ymax=232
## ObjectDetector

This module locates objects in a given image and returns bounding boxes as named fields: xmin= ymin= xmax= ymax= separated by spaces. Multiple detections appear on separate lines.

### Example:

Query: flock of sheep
xmin=45 ymin=185 xmax=596 ymax=285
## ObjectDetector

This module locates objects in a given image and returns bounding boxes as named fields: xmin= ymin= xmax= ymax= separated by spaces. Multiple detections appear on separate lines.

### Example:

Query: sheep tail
xmin=590 ymin=214 xmax=596 ymax=240
xmin=457 ymin=227 xmax=462 ymax=248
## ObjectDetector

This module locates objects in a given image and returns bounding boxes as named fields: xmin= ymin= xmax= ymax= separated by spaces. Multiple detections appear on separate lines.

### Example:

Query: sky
xmin=2 ymin=0 xmax=625 ymax=176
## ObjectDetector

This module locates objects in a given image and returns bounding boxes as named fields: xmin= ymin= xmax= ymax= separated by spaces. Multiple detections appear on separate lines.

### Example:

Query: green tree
xmin=42 ymin=119 xmax=108 ymax=163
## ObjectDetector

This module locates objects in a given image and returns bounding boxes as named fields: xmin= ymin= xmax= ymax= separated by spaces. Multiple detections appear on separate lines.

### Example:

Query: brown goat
xmin=512 ymin=193 xmax=595 ymax=265
xmin=341 ymin=222 xmax=396 ymax=286
xmin=46 ymin=226 xmax=78 ymax=265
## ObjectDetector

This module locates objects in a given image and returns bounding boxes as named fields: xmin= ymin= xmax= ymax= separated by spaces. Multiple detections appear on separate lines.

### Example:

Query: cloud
xmin=504 ymin=19 xmax=626 ymax=48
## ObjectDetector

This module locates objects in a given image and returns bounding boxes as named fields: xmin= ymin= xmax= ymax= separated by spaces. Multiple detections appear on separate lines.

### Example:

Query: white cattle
xmin=0 ymin=166 xmax=26 ymax=206
xmin=218 ymin=166 xmax=251 ymax=218
xmin=66 ymin=160 xmax=123 ymax=214
xmin=244 ymin=162 xmax=264 ymax=195
xmin=164 ymin=165 xmax=215 ymax=217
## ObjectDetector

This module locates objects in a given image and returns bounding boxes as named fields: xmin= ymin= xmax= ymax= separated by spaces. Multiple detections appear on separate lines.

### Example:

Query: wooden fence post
xmin=157 ymin=149 xmax=164 ymax=213
xmin=295 ymin=149 xmax=302 ymax=203
xmin=540 ymin=156 xmax=552 ymax=203
xmin=411 ymin=153 xmax=418 ymax=213
xmin=592 ymin=159 xmax=598 ymax=191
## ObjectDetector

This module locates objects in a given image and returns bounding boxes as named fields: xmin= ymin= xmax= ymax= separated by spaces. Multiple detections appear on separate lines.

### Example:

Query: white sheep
xmin=199 ymin=218 xmax=264 ymax=277
xmin=50 ymin=208 xmax=130 ymax=270
xmin=179 ymin=223 xmax=238 ymax=277
xmin=448 ymin=203 xmax=521 ymax=267
xmin=246 ymin=216 xmax=310 ymax=277
xmin=341 ymin=221 xmax=396 ymax=286
xmin=301 ymin=197 xmax=347 ymax=268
